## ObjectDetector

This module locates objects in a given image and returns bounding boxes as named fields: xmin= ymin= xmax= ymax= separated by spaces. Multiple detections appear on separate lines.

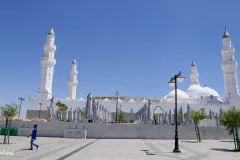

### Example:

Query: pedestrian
xmin=27 ymin=124 xmax=39 ymax=150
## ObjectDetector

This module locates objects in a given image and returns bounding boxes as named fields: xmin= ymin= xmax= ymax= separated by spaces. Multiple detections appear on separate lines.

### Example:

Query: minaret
xmin=68 ymin=58 xmax=78 ymax=100
xmin=190 ymin=60 xmax=200 ymax=85
xmin=37 ymin=28 xmax=56 ymax=99
xmin=221 ymin=27 xmax=240 ymax=103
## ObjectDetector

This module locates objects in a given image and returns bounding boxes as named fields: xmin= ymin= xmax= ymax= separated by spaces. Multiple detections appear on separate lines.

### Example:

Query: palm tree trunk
xmin=3 ymin=118 xmax=8 ymax=144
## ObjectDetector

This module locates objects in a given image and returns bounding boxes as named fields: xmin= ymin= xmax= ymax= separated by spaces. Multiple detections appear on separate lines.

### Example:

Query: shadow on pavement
xmin=181 ymin=140 xmax=198 ymax=143
xmin=219 ymin=140 xmax=234 ymax=143
xmin=210 ymin=148 xmax=238 ymax=152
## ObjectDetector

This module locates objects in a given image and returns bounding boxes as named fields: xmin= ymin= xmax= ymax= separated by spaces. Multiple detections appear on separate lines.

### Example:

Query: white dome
xmin=102 ymin=98 xmax=110 ymax=102
xmin=187 ymin=85 xmax=204 ymax=97
xmin=128 ymin=98 xmax=136 ymax=103
xmin=202 ymin=86 xmax=220 ymax=97
xmin=141 ymin=99 xmax=148 ymax=103
xmin=78 ymin=97 xmax=85 ymax=101
xmin=164 ymin=89 xmax=189 ymax=99
xmin=118 ymin=98 xmax=124 ymax=103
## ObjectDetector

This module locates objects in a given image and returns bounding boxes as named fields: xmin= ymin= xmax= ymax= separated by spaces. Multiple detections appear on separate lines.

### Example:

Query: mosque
xmin=26 ymin=27 xmax=240 ymax=121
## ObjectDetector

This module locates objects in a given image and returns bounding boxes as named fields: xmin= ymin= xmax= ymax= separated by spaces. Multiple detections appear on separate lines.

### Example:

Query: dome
xmin=202 ymin=86 xmax=220 ymax=97
xmin=128 ymin=98 xmax=136 ymax=103
xmin=78 ymin=97 xmax=85 ymax=101
xmin=102 ymin=98 xmax=110 ymax=102
xmin=164 ymin=89 xmax=189 ymax=99
xmin=187 ymin=85 xmax=204 ymax=97
xmin=141 ymin=99 xmax=148 ymax=103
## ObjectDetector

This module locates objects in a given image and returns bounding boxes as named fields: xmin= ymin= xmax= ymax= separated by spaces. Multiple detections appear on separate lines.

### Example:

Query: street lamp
xmin=38 ymin=103 xmax=42 ymax=119
xmin=115 ymin=91 xmax=119 ymax=123
xmin=168 ymin=71 xmax=185 ymax=153
xmin=18 ymin=97 xmax=25 ymax=119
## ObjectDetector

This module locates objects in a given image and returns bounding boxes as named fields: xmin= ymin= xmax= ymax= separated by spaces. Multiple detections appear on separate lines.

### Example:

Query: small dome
xmin=102 ymin=98 xmax=110 ymax=102
xmin=141 ymin=99 xmax=148 ymax=103
xmin=187 ymin=85 xmax=204 ymax=97
xmin=202 ymin=86 xmax=220 ymax=97
xmin=118 ymin=98 xmax=123 ymax=103
xmin=164 ymin=89 xmax=189 ymax=99
xmin=79 ymin=98 xmax=85 ymax=101
xmin=128 ymin=98 xmax=136 ymax=103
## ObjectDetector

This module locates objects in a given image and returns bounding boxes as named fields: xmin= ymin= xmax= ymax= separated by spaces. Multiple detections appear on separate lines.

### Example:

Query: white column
xmin=68 ymin=58 xmax=78 ymax=100
xmin=37 ymin=28 xmax=56 ymax=99
xmin=221 ymin=27 xmax=240 ymax=103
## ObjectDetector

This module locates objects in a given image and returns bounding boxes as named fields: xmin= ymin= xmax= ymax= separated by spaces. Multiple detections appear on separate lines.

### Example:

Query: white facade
xmin=28 ymin=28 xmax=240 ymax=118
xmin=37 ymin=28 xmax=56 ymax=99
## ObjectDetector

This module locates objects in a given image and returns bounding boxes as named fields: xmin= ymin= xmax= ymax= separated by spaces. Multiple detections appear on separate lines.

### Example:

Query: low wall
xmin=0 ymin=121 xmax=231 ymax=140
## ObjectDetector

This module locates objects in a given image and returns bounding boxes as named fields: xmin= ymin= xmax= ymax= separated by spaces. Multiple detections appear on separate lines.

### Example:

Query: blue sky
xmin=1 ymin=0 xmax=240 ymax=116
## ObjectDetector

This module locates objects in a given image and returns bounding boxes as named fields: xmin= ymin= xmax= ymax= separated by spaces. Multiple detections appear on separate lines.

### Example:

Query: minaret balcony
xmin=41 ymin=58 xmax=56 ymax=66
xmin=221 ymin=47 xmax=235 ymax=54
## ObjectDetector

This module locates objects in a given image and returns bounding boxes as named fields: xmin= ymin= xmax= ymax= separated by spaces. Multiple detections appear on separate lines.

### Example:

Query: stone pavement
xmin=0 ymin=136 xmax=239 ymax=160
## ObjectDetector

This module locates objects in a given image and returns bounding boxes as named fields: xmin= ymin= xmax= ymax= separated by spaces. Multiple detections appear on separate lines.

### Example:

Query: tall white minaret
xmin=190 ymin=60 xmax=200 ymax=85
xmin=68 ymin=58 xmax=78 ymax=100
xmin=37 ymin=28 xmax=56 ymax=99
xmin=221 ymin=27 xmax=240 ymax=103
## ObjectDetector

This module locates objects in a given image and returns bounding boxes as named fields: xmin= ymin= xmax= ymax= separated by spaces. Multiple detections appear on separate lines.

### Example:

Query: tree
xmin=0 ymin=103 xmax=19 ymax=144
xmin=220 ymin=108 xmax=240 ymax=151
xmin=153 ymin=114 xmax=158 ymax=124
xmin=177 ymin=114 xmax=182 ymax=125
xmin=55 ymin=102 xmax=68 ymax=120
xmin=80 ymin=109 xmax=84 ymax=118
xmin=119 ymin=111 xmax=124 ymax=123
xmin=190 ymin=109 xmax=206 ymax=142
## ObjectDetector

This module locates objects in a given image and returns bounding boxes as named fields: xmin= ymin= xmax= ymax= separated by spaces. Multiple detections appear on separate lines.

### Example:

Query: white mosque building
xmin=27 ymin=27 xmax=240 ymax=121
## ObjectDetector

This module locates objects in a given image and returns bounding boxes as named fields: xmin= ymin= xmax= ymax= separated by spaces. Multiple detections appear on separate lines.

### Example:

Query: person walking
xmin=27 ymin=124 xmax=39 ymax=150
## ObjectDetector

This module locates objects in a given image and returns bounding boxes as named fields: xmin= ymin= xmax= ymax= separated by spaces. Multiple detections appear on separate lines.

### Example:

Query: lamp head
xmin=176 ymin=71 xmax=185 ymax=82
xmin=168 ymin=77 xmax=175 ymax=87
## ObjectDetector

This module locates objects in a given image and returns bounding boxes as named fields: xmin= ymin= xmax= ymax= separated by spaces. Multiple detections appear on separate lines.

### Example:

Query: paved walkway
xmin=0 ymin=136 xmax=239 ymax=160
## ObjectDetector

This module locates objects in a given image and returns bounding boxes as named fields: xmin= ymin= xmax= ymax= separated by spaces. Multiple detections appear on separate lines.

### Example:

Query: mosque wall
xmin=0 ymin=120 xmax=232 ymax=139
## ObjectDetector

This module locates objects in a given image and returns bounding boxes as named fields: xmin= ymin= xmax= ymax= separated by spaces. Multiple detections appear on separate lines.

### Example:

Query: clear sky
xmin=1 ymin=0 xmax=240 ymax=117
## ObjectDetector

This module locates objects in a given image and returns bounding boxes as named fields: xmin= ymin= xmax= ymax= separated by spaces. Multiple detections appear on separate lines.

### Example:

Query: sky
xmin=1 ymin=0 xmax=240 ymax=117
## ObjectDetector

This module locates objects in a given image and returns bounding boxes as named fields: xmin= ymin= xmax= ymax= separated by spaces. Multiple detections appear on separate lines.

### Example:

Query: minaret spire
xmin=190 ymin=60 xmax=200 ymax=85
xmin=68 ymin=58 xmax=78 ymax=100
xmin=37 ymin=27 xmax=57 ymax=99
xmin=222 ymin=26 xmax=230 ymax=39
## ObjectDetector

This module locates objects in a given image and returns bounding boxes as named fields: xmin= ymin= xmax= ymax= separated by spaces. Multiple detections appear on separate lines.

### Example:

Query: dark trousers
xmin=30 ymin=139 xmax=37 ymax=149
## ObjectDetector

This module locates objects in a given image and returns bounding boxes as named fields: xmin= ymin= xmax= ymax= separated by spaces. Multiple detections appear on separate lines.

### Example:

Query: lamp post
xmin=18 ymin=97 xmax=25 ymax=119
xmin=38 ymin=103 xmax=42 ymax=119
xmin=168 ymin=71 xmax=185 ymax=153
xmin=115 ymin=91 xmax=119 ymax=123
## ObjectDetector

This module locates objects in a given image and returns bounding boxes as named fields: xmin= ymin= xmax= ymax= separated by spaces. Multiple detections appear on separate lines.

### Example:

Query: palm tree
xmin=0 ymin=103 xmax=19 ymax=144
